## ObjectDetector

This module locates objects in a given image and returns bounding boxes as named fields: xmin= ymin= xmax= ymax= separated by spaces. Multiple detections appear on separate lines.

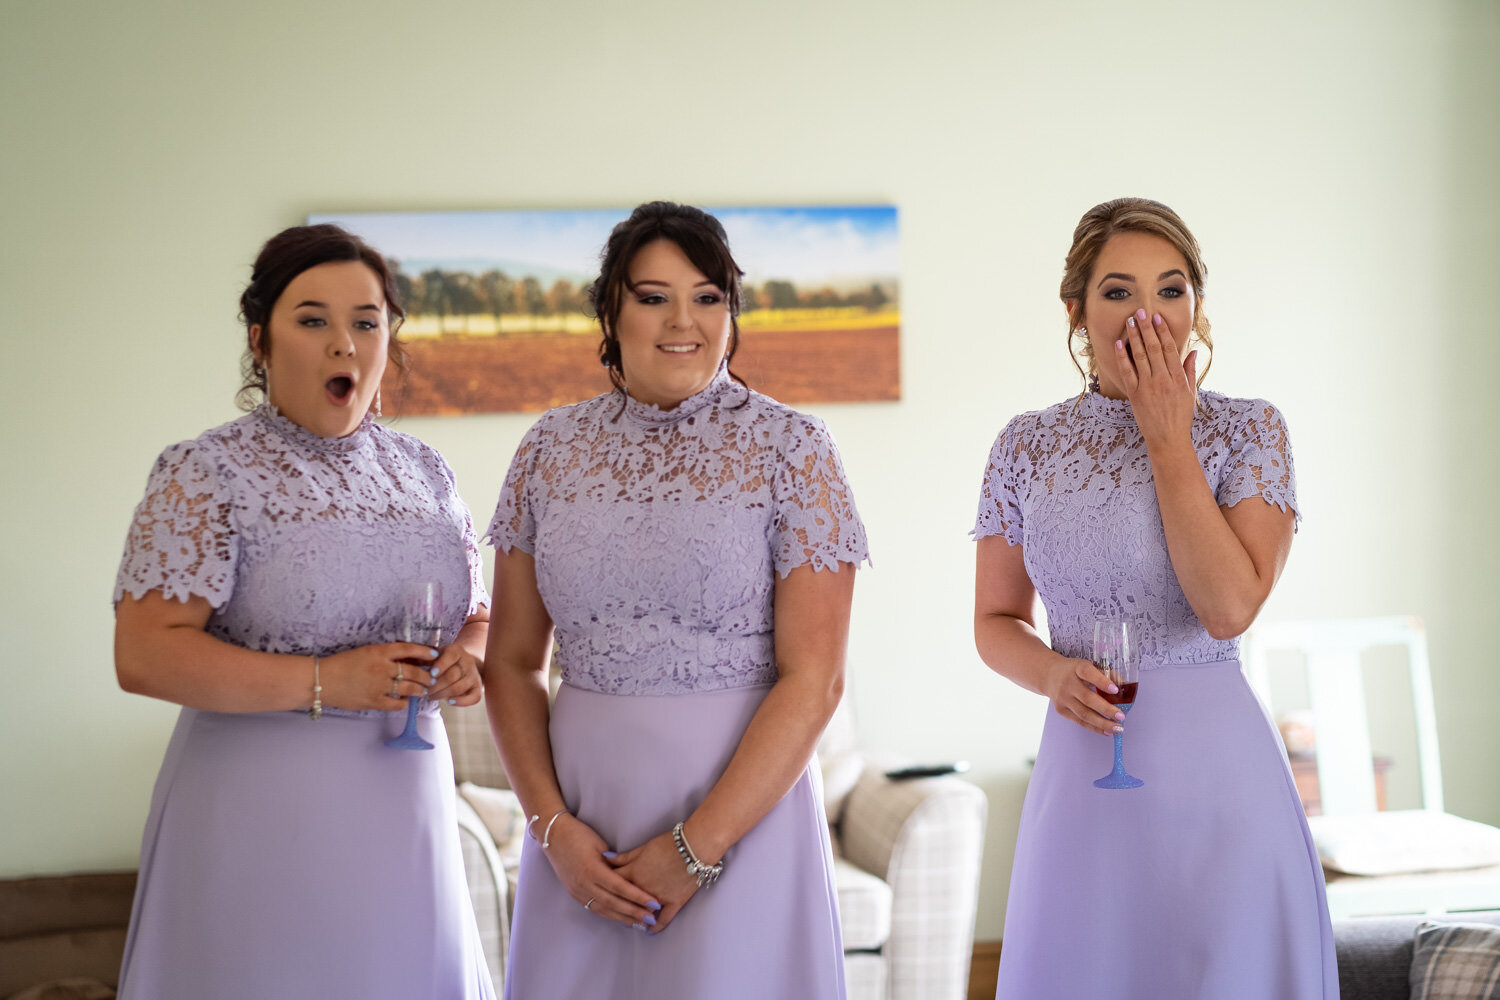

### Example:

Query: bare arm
xmin=115 ymin=590 xmax=439 ymax=712
xmin=482 ymin=549 xmax=659 ymax=928
xmin=974 ymin=536 xmax=1124 ymax=736
xmin=1119 ymin=311 xmax=1295 ymax=639
xmin=609 ymin=562 xmax=855 ymax=932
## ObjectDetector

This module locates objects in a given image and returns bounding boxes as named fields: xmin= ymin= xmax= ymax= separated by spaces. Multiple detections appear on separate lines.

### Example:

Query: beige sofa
xmin=441 ymin=693 xmax=987 ymax=1000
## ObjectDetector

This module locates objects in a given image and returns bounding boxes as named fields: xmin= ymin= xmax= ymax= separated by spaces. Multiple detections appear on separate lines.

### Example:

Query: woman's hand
xmin=607 ymin=831 xmax=701 ymax=935
xmin=1117 ymin=307 xmax=1198 ymax=449
xmin=1043 ymin=655 xmax=1127 ymax=736
xmin=541 ymin=814 xmax=662 ymax=930
xmin=427 ymin=641 xmax=482 ymax=706
xmin=320 ymin=642 xmax=437 ymax=711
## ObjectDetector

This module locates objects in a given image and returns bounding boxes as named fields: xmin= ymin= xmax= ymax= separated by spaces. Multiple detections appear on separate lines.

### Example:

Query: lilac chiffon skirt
xmin=504 ymin=682 xmax=846 ymax=1000
xmin=996 ymin=659 xmax=1339 ymax=1000
xmin=117 ymin=705 xmax=494 ymax=1000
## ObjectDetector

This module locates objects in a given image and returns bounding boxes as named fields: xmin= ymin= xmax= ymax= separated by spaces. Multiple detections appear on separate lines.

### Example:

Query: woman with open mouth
xmin=484 ymin=201 xmax=867 ymax=999
xmin=112 ymin=224 xmax=495 ymax=998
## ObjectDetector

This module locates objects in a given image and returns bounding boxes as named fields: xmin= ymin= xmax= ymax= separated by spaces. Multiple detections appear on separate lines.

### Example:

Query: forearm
xmin=484 ymin=660 xmax=567 ymax=821
xmin=455 ymin=617 xmax=489 ymax=674
xmin=1149 ymin=439 xmax=1270 ymax=638
xmin=115 ymin=624 xmax=316 ymax=713
xmin=974 ymin=610 xmax=1066 ymax=697
xmin=681 ymin=668 xmax=842 ymax=864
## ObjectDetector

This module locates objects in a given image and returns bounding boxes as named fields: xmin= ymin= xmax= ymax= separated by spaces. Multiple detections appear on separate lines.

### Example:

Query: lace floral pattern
xmin=487 ymin=370 xmax=869 ymax=696
xmin=973 ymin=390 xmax=1300 ymax=666
xmin=115 ymin=406 xmax=489 ymax=681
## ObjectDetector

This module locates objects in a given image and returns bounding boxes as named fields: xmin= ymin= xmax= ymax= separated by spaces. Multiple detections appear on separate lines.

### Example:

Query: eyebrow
xmin=1096 ymin=269 xmax=1187 ymax=288
xmin=632 ymin=279 xmax=719 ymax=289
xmin=293 ymin=300 xmax=382 ymax=311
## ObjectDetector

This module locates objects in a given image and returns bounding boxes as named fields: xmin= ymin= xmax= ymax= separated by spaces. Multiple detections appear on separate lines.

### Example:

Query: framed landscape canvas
xmin=309 ymin=206 xmax=900 ymax=415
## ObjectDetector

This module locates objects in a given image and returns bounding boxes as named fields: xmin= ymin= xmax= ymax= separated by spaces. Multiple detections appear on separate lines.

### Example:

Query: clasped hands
xmin=319 ymin=641 xmax=483 ymax=711
xmin=542 ymin=813 xmax=708 ymax=935
xmin=1114 ymin=307 xmax=1198 ymax=448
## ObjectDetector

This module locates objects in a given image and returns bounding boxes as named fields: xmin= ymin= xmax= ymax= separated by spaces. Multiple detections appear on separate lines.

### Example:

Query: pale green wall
xmin=2 ymin=0 xmax=1496 ymax=943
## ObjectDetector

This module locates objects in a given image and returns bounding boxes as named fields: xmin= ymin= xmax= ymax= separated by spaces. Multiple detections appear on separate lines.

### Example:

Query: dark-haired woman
xmin=484 ymin=202 xmax=867 ymax=999
xmin=113 ymin=224 xmax=495 ymax=998
xmin=974 ymin=199 xmax=1336 ymax=998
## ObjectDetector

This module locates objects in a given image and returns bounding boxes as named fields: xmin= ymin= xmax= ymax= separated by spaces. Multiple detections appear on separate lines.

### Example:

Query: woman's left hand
xmin=607 ymin=831 xmax=702 ymax=934
xmin=1117 ymin=307 xmax=1198 ymax=449
xmin=426 ymin=642 xmax=482 ymax=706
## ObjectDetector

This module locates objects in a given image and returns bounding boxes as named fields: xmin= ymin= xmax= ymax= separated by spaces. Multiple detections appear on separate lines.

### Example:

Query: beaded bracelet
xmin=672 ymin=822 xmax=724 ymax=887
xmin=308 ymin=656 xmax=323 ymax=721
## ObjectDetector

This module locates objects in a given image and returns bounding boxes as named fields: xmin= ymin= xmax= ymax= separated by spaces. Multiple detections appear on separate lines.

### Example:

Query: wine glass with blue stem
xmin=385 ymin=581 xmax=441 ymax=751
xmin=1092 ymin=618 xmax=1143 ymax=789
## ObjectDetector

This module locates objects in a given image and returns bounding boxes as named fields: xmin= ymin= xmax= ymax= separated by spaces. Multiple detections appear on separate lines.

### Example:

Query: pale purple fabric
xmin=488 ymin=369 xmax=867 ymax=999
xmin=975 ymin=390 xmax=1338 ymax=1000
xmin=113 ymin=405 xmax=494 ymax=999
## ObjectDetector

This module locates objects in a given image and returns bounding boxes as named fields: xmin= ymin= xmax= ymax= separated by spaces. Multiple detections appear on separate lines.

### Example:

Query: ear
xmin=1064 ymin=299 xmax=1081 ymax=329
xmin=249 ymin=324 xmax=266 ymax=365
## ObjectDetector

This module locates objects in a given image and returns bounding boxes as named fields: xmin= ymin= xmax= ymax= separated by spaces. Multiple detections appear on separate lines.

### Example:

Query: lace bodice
xmin=486 ymin=369 xmax=869 ymax=696
xmin=114 ymin=406 xmax=489 ymax=702
xmin=973 ymin=390 xmax=1299 ymax=667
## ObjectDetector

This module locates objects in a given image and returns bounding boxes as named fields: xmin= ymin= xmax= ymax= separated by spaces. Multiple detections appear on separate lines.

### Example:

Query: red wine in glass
xmin=386 ymin=582 xmax=442 ymax=751
xmin=1092 ymin=620 xmax=1143 ymax=789
xmin=1098 ymin=680 xmax=1138 ymax=706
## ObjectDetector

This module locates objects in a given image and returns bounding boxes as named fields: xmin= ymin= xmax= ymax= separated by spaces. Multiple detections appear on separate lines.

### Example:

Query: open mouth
xmin=658 ymin=344 xmax=700 ymax=354
xmin=325 ymin=375 xmax=354 ymax=404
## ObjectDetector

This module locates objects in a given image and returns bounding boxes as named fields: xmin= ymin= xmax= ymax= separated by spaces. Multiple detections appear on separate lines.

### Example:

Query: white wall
xmin=2 ymin=0 xmax=1495 ymax=942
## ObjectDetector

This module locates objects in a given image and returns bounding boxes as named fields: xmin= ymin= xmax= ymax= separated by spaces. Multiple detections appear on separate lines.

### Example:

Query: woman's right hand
xmin=320 ymin=642 xmax=438 ymax=711
xmin=541 ymin=814 xmax=663 ymax=930
xmin=1044 ymin=655 xmax=1127 ymax=736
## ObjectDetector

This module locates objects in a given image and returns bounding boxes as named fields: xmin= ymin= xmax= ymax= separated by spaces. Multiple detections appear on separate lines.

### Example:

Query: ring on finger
xmin=584 ymin=897 xmax=595 ymax=911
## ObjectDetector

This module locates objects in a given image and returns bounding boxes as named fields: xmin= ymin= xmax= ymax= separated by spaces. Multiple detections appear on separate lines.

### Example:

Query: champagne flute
xmin=1092 ymin=618 xmax=1143 ymax=789
xmin=385 ymin=581 xmax=442 ymax=751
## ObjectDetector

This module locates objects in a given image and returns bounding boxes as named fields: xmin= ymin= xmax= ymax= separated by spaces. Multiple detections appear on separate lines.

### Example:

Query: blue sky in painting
xmin=309 ymin=206 xmax=899 ymax=287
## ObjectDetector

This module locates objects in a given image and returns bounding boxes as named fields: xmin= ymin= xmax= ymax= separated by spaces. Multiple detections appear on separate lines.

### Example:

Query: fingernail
xmin=1107 ymin=683 xmax=1119 ymax=694
xmin=642 ymin=913 xmax=657 ymax=926
xmin=1114 ymin=712 xmax=1126 ymax=722
xmin=602 ymin=851 xmax=618 ymax=859
xmin=1153 ymin=313 xmax=1162 ymax=325
xmin=1136 ymin=308 xmax=1147 ymax=320
xmin=1113 ymin=725 xmax=1124 ymax=734
xmin=428 ymin=648 xmax=439 ymax=658
xmin=647 ymin=900 xmax=662 ymax=911
xmin=1116 ymin=339 xmax=1124 ymax=350
xmin=447 ymin=699 xmax=456 ymax=705
xmin=1127 ymin=316 xmax=1136 ymax=328
xmin=430 ymin=666 xmax=441 ymax=678
xmin=634 ymin=922 xmax=646 ymax=931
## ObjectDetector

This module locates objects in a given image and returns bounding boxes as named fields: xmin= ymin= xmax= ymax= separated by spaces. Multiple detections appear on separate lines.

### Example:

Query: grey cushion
xmin=1336 ymin=912 xmax=1500 ymax=1000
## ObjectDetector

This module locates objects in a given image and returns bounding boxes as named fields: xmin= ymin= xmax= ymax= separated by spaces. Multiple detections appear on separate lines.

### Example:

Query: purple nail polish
xmin=1153 ymin=313 xmax=1163 ymax=324
xmin=1136 ymin=308 xmax=1147 ymax=320
xmin=427 ymin=648 xmax=439 ymax=658
xmin=1107 ymin=683 xmax=1119 ymax=694
xmin=430 ymin=666 xmax=441 ymax=678
xmin=1114 ymin=712 xmax=1126 ymax=722
xmin=642 ymin=913 xmax=657 ymax=926
xmin=647 ymin=900 xmax=662 ymax=911
xmin=602 ymin=851 xmax=618 ymax=859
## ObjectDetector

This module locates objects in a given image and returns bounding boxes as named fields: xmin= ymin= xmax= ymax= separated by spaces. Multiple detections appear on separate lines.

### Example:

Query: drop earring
xmin=373 ymin=387 xmax=382 ymax=417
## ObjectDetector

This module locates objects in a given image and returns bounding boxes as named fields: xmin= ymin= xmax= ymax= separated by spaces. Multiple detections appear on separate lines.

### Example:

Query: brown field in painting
xmin=384 ymin=326 xmax=900 ymax=415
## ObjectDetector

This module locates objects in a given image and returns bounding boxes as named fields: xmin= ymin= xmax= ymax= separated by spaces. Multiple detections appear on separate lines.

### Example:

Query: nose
xmin=327 ymin=323 xmax=357 ymax=357
xmin=667 ymin=298 xmax=693 ymax=330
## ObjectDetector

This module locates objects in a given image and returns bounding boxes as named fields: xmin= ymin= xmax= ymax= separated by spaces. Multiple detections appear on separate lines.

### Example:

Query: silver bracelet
xmin=672 ymin=822 xmax=724 ymax=887
xmin=540 ymin=810 xmax=569 ymax=849
xmin=308 ymin=656 xmax=322 ymax=721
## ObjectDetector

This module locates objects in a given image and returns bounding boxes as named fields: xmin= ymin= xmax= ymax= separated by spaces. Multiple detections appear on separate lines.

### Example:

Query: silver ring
xmin=390 ymin=673 xmax=401 ymax=698
xmin=584 ymin=897 xmax=595 ymax=911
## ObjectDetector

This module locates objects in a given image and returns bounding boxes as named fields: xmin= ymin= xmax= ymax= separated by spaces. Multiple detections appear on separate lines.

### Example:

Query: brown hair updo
xmin=589 ymin=201 xmax=748 ymax=397
xmin=236 ymin=223 xmax=408 ymax=410
xmin=1059 ymin=197 xmax=1213 ymax=388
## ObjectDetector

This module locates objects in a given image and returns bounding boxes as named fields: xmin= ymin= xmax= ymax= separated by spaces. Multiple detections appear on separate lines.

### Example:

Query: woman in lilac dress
xmin=974 ymin=198 xmax=1338 ymax=999
xmin=484 ymin=202 xmax=867 ymax=999
xmin=113 ymin=225 xmax=494 ymax=999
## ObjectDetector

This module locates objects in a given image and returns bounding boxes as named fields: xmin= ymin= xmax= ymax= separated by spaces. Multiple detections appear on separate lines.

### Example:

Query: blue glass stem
xmin=385 ymin=693 xmax=435 ymax=750
xmin=1110 ymin=731 xmax=1127 ymax=776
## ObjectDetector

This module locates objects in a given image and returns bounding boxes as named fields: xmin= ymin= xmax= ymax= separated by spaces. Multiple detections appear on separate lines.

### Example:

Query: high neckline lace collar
xmin=1078 ymin=389 xmax=1137 ymax=428
xmin=254 ymin=402 xmax=374 ymax=454
xmin=620 ymin=364 xmax=740 ymax=427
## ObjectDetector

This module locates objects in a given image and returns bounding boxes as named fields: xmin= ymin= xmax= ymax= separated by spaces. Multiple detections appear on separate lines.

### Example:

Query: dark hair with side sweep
xmin=1060 ymin=197 xmax=1213 ymax=389
xmin=589 ymin=201 xmax=748 ymax=399
xmin=235 ymin=224 xmax=408 ymax=411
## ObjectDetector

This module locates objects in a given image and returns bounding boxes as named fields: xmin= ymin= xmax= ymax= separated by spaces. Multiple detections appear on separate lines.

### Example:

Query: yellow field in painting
xmin=399 ymin=308 xmax=900 ymax=338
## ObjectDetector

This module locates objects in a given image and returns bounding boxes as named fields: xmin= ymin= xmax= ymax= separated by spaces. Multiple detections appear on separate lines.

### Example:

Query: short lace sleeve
xmin=485 ymin=421 xmax=543 ymax=554
xmin=770 ymin=416 xmax=869 ymax=576
xmin=973 ymin=418 xmax=1026 ymax=545
xmin=1216 ymin=400 xmax=1301 ymax=526
xmin=113 ymin=441 xmax=238 ymax=608
xmin=431 ymin=452 xmax=490 ymax=615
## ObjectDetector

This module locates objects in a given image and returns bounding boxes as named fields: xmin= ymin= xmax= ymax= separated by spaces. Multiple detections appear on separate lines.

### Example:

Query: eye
xmin=1102 ymin=287 xmax=1131 ymax=301
xmin=298 ymin=316 xmax=326 ymax=327
xmin=354 ymin=318 xmax=382 ymax=330
xmin=695 ymin=292 xmax=724 ymax=305
xmin=636 ymin=293 xmax=667 ymax=305
xmin=1159 ymin=286 xmax=1185 ymax=299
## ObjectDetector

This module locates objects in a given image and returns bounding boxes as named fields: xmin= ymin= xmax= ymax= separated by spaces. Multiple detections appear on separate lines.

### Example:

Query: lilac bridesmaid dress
xmin=488 ymin=367 xmax=868 ymax=1000
xmin=974 ymin=390 xmax=1339 ymax=1000
xmin=113 ymin=405 xmax=494 ymax=1000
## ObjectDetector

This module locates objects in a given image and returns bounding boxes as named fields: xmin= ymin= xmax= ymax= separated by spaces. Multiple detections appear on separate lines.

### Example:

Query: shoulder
xmin=991 ymin=397 xmax=1075 ymax=455
xmin=369 ymin=423 xmax=459 ymax=481
xmin=1199 ymin=390 xmax=1289 ymax=435
xmin=151 ymin=411 xmax=261 ymax=476
xmin=731 ymin=387 xmax=836 ymax=454
xmin=528 ymin=392 xmax=615 ymax=446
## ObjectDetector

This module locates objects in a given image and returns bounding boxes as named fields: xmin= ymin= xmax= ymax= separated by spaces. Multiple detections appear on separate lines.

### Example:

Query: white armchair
xmin=440 ymin=687 xmax=987 ymax=1000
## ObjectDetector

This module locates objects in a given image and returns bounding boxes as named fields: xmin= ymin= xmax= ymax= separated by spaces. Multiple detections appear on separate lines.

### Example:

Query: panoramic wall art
xmin=309 ymin=206 xmax=900 ymax=415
